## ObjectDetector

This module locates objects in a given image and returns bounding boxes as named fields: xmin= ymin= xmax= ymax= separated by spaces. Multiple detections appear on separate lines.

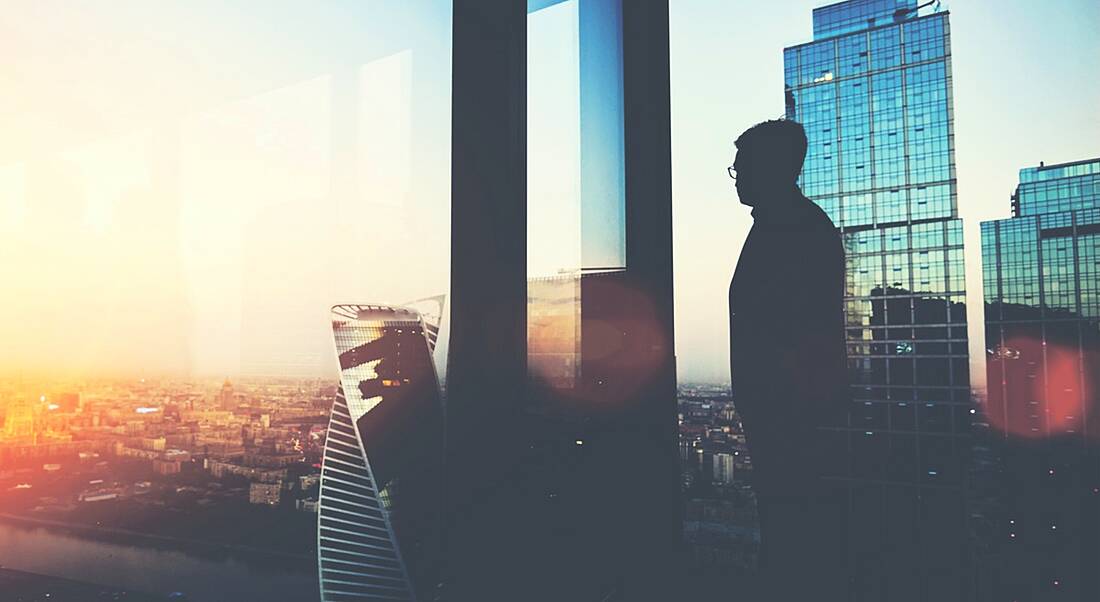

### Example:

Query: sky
xmin=670 ymin=0 xmax=1100 ymax=385
xmin=0 ymin=1 xmax=1097 ymax=385
xmin=0 ymin=1 xmax=453 ymax=378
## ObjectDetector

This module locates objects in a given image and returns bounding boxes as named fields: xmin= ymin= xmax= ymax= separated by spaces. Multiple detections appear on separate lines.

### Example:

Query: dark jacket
xmin=728 ymin=192 xmax=847 ymax=494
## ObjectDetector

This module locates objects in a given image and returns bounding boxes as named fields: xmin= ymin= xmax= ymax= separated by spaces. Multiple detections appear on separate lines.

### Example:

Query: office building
xmin=983 ymin=158 xmax=1100 ymax=438
xmin=980 ymin=158 xmax=1100 ymax=600
xmin=783 ymin=1 xmax=973 ymax=598
xmin=317 ymin=305 xmax=444 ymax=602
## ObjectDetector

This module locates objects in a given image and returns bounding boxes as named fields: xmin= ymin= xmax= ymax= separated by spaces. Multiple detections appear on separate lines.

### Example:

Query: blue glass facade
xmin=813 ymin=0 xmax=917 ymax=40
xmin=784 ymin=3 xmax=974 ymax=599
xmin=983 ymin=159 xmax=1100 ymax=436
xmin=979 ymin=159 xmax=1100 ymax=601
xmin=1014 ymin=158 xmax=1100 ymax=217
xmin=787 ymin=11 xmax=955 ymax=227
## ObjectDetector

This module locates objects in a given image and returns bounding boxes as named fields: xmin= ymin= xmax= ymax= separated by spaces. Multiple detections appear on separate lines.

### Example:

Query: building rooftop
xmin=1019 ymin=157 xmax=1100 ymax=183
xmin=812 ymin=0 xmax=918 ymax=40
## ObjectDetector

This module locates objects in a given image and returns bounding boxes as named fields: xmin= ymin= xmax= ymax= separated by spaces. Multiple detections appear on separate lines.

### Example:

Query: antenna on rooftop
xmin=894 ymin=0 xmax=941 ymax=22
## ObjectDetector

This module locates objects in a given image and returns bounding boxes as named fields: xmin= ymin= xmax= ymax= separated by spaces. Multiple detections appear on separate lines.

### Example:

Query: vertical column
xmin=447 ymin=1 xmax=527 ymax=599
xmin=621 ymin=1 xmax=679 ymax=599
xmin=448 ymin=0 xmax=527 ymax=463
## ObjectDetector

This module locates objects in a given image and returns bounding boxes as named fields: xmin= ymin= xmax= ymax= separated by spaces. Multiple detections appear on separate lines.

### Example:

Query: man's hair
xmin=734 ymin=119 xmax=808 ymax=180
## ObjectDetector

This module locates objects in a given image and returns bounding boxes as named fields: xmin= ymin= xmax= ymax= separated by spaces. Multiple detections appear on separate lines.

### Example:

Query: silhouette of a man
xmin=728 ymin=120 xmax=848 ymax=599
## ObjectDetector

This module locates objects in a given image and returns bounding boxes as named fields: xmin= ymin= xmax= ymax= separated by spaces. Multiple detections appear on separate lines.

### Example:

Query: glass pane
xmin=0 ymin=3 xmax=450 ymax=600
xmin=529 ymin=0 xmax=582 ymax=278
xmin=527 ymin=0 xmax=625 ymax=277
xmin=527 ymin=0 xmax=625 ymax=395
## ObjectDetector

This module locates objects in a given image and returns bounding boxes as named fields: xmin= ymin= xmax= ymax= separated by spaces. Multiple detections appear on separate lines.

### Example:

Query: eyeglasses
xmin=727 ymin=164 xmax=737 ymax=180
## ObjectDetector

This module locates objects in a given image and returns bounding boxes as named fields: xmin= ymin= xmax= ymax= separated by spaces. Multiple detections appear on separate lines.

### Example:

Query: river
xmin=0 ymin=519 xmax=319 ymax=601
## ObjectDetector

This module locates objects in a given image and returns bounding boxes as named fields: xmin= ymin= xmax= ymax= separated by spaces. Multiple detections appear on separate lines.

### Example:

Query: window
xmin=0 ymin=2 xmax=451 ymax=599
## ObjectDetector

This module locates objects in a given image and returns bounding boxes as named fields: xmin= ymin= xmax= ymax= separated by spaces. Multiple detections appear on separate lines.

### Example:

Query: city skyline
xmin=0 ymin=371 xmax=330 ymax=601
xmin=1 ymin=3 xmax=1097 ymax=600
xmin=669 ymin=0 xmax=1100 ymax=385
xmin=0 ymin=1 xmax=1095 ymax=387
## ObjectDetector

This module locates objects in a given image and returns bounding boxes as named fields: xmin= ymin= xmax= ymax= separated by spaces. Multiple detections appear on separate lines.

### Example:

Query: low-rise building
xmin=152 ymin=458 xmax=181 ymax=475
xmin=249 ymin=482 xmax=281 ymax=506
xmin=206 ymin=459 xmax=286 ymax=483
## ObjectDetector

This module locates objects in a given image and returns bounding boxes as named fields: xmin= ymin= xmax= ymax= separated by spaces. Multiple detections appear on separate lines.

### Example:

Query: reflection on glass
xmin=320 ymin=305 xmax=443 ymax=602
xmin=0 ymin=3 xmax=451 ymax=599
xmin=527 ymin=0 xmax=625 ymax=395
xmin=785 ymin=3 xmax=972 ymax=596
xmin=982 ymin=159 xmax=1100 ymax=442
xmin=528 ymin=275 xmax=582 ymax=389
xmin=978 ymin=159 xmax=1100 ymax=599
xmin=0 ymin=1 xmax=451 ymax=378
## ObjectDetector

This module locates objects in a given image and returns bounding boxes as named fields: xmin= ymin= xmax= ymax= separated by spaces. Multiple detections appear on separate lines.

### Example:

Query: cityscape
xmin=1 ymin=0 xmax=1097 ymax=601
xmin=0 ymin=376 xmax=330 ymax=600
xmin=0 ymin=373 xmax=753 ymax=600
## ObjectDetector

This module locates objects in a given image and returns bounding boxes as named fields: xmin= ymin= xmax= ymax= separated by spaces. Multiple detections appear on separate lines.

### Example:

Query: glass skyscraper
xmin=318 ymin=305 xmax=444 ymax=602
xmin=980 ymin=158 xmax=1100 ymax=600
xmin=783 ymin=1 xmax=973 ymax=598
xmin=983 ymin=158 xmax=1100 ymax=438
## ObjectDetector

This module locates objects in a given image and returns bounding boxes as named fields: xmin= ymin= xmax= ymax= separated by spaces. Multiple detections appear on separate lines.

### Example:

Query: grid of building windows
xmin=980 ymin=160 xmax=1100 ymax=600
xmin=1014 ymin=158 xmax=1100 ymax=217
xmin=784 ymin=4 xmax=972 ymax=599
xmin=984 ymin=166 xmax=1100 ymax=432
xmin=786 ymin=11 xmax=956 ymax=229
xmin=843 ymin=219 xmax=969 ymax=400
xmin=787 ymin=8 xmax=970 ymax=445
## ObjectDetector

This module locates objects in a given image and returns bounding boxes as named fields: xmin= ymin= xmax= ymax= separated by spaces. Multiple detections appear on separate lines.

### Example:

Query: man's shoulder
xmin=797 ymin=194 xmax=839 ymax=230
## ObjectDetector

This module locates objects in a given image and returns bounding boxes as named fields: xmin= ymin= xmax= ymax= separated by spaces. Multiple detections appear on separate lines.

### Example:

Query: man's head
xmin=731 ymin=119 xmax=807 ymax=207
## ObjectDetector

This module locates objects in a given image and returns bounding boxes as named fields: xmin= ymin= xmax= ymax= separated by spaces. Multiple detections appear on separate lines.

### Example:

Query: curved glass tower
xmin=318 ymin=304 xmax=443 ymax=602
